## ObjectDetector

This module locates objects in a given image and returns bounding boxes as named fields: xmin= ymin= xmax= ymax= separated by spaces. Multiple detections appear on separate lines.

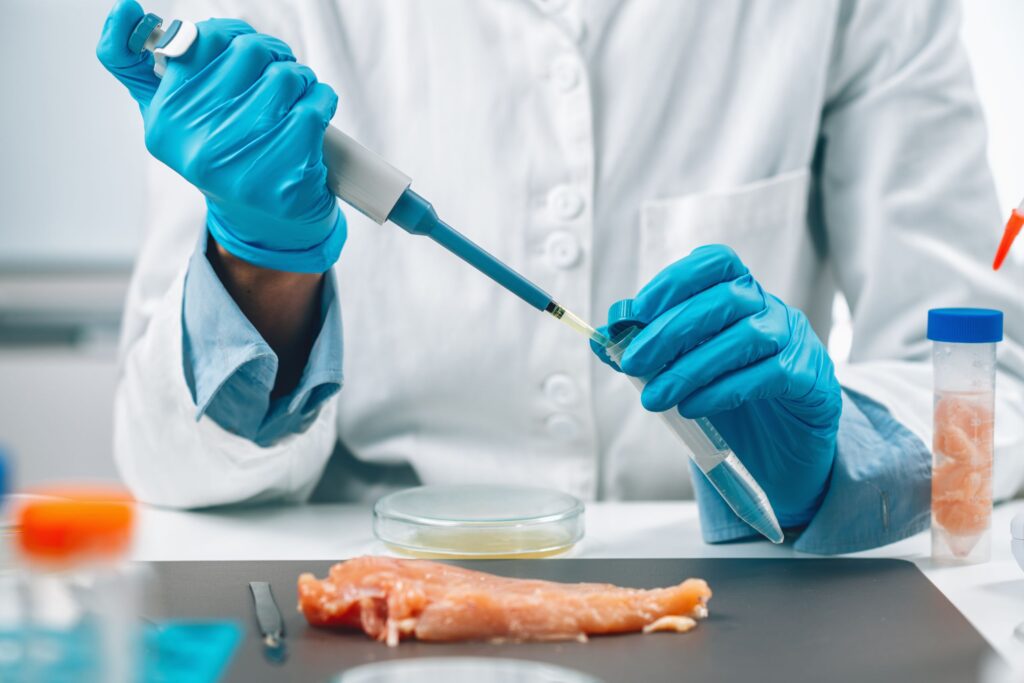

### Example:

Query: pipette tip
xmin=546 ymin=303 xmax=612 ymax=347
xmin=994 ymin=208 xmax=1023 ymax=271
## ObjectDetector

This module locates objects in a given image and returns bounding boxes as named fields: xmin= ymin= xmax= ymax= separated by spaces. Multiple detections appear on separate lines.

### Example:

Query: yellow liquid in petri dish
xmin=374 ymin=485 xmax=585 ymax=560
xmin=385 ymin=527 xmax=577 ymax=560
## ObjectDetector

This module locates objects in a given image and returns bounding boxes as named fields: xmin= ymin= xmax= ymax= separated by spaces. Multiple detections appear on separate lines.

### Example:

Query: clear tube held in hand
xmin=604 ymin=328 xmax=784 ymax=544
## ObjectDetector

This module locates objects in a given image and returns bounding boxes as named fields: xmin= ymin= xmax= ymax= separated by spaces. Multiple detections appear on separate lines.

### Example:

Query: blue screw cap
xmin=927 ymin=308 xmax=1003 ymax=343
xmin=154 ymin=19 xmax=182 ymax=50
xmin=607 ymin=298 xmax=645 ymax=336
xmin=128 ymin=12 xmax=163 ymax=54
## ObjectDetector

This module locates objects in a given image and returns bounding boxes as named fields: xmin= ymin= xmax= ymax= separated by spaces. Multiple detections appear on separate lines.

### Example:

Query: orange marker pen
xmin=993 ymin=202 xmax=1024 ymax=270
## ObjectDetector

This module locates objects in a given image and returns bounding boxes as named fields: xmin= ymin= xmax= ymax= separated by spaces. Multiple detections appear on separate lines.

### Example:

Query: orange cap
xmin=16 ymin=486 xmax=136 ymax=564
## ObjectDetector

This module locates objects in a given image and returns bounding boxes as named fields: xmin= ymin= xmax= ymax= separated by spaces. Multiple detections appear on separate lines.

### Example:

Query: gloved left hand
xmin=592 ymin=245 xmax=842 ymax=526
xmin=96 ymin=0 xmax=344 ymax=273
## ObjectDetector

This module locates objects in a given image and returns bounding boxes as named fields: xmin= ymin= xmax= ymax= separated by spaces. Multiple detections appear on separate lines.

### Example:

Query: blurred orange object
xmin=993 ymin=207 xmax=1023 ymax=270
xmin=16 ymin=486 xmax=136 ymax=565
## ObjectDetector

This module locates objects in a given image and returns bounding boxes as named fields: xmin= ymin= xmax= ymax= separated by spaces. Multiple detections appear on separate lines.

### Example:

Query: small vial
xmin=13 ymin=487 xmax=142 ymax=682
xmin=927 ymin=308 xmax=1003 ymax=563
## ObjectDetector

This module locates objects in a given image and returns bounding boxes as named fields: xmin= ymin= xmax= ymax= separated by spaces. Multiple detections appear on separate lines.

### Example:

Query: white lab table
xmin=132 ymin=499 xmax=1024 ymax=666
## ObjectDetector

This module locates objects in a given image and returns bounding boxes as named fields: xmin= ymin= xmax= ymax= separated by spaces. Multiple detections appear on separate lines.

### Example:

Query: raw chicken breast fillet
xmin=932 ymin=392 xmax=995 ymax=557
xmin=297 ymin=556 xmax=711 ymax=646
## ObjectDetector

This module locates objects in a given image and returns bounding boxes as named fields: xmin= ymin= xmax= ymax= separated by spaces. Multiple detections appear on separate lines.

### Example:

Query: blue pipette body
xmin=387 ymin=189 xmax=555 ymax=312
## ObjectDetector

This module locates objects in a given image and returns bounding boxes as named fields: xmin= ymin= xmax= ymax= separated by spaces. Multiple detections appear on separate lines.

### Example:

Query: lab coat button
xmin=546 ymin=413 xmax=581 ymax=442
xmin=544 ymin=373 xmax=579 ymax=407
xmin=545 ymin=231 xmax=582 ymax=269
xmin=548 ymin=186 xmax=585 ymax=220
xmin=550 ymin=56 xmax=581 ymax=92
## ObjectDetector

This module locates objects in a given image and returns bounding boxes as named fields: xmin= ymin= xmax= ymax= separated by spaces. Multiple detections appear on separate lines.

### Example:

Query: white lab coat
xmin=115 ymin=0 xmax=1024 ymax=508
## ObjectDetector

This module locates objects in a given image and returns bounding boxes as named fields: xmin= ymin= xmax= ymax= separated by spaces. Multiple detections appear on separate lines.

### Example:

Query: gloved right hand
xmin=96 ymin=0 xmax=345 ymax=273
xmin=590 ymin=245 xmax=842 ymax=526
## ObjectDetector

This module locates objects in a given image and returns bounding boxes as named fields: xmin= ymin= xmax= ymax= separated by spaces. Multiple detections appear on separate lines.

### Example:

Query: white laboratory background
xmin=0 ymin=1 xmax=1021 ymax=487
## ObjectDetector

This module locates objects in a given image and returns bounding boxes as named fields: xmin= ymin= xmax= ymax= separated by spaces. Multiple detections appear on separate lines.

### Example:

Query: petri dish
xmin=334 ymin=657 xmax=603 ymax=683
xmin=373 ymin=484 xmax=584 ymax=559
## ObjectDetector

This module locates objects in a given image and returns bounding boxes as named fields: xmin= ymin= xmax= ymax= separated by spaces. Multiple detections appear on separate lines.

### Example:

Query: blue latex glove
xmin=97 ymin=0 xmax=345 ymax=273
xmin=592 ymin=245 xmax=842 ymax=526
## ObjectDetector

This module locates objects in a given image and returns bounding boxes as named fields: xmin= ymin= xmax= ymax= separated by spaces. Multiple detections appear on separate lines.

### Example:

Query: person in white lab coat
xmin=98 ymin=0 xmax=1023 ymax=553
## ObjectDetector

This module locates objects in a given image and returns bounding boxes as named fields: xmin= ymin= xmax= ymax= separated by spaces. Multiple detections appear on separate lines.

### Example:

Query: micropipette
xmin=994 ymin=197 xmax=1024 ymax=270
xmin=128 ymin=13 xmax=581 ymax=331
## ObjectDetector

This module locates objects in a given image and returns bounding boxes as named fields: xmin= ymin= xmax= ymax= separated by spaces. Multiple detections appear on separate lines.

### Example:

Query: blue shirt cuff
xmin=181 ymin=237 xmax=343 ymax=445
xmin=692 ymin=388 xmax=931 ymax=553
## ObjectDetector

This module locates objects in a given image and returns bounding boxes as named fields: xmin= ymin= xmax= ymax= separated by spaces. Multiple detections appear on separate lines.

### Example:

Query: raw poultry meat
xmin=298 ymin=556 xmax=711 ymax=646
xmin=932 ymin=392 xmax=994 ymax=557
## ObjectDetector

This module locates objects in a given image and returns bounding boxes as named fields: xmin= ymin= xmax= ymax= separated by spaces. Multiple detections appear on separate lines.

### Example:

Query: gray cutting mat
xmin=148 ymin=559 xmax=993 ymax=683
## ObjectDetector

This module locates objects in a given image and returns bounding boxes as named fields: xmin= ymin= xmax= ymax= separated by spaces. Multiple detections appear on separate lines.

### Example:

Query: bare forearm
xmin=207 ymin=237 xmax=323 ymax=397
